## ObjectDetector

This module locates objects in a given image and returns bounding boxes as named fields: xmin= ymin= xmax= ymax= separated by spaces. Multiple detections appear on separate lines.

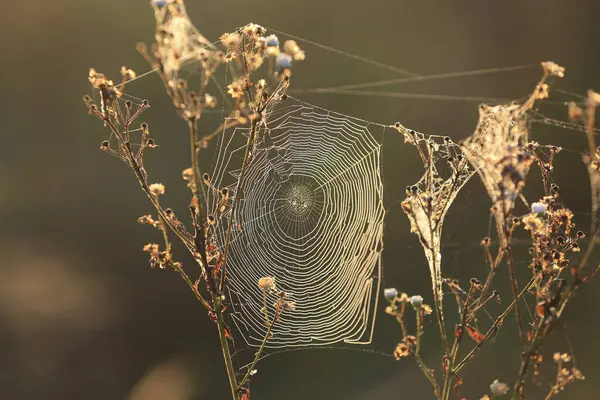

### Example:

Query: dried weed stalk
xmin=82 ymin=3 xmax=600 ymax=398
xmin=83 ymin=1 xmax=304 ymax=398
xmin=388 ymin=62 xmax=600 ymax=400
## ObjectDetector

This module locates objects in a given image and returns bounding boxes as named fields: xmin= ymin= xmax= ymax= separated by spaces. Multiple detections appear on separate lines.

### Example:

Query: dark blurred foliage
xmin=1 ymin=0 xmax=600 ymax=399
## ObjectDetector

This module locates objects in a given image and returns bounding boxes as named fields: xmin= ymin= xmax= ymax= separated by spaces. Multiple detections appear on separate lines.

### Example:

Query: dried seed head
xmin=258 ymin=276 xmax=276 ymax=291
xmin=568 ymin=102 xmax=584 ymax=121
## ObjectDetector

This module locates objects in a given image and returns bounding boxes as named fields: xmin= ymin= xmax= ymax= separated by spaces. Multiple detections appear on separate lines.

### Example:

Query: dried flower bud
xmin=531 ymin=201 xmax=548 ymax=214
xmin=410 ymin=295 xmax=423 ymax=309
xmin=568 ymin=101 xmax=584 ymax=121
xmin=258 ymin=276 xmax=276 ymax=291
xmin=120 ymin=66 xmax=137 ymax=81
xmin=393 ymin=342 xmax=410 ymax=359
xmin=541 ymin=61 xmax=565 ymax=78
xmin=384 ymin=288 xmax=398 ymax=301
xmin=588 ymin=90 xmax=600 ymax=106
xmin=204 ymin=94 xmax=216 ymax=108
xmin=279 ymin=299 xmax=296 ymax=311
xmin=149 ymin=183 xmax=165 ymax=197
xmin=151 ymin=0 xmax=169 ymax=8
xmin=535 ymin=83 xmax=550 ymax=100
xmin=276 ymin=53 xmax=293 ymax=69
xmin=489 ymin=379 xmax=509 ymax=396
xmin=265 ymin=35 xmax=279 ymax=47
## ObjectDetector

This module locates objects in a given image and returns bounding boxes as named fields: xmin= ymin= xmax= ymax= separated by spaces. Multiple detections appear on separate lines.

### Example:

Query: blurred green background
xmin=1 ymin=0 xmax=600 ymax=399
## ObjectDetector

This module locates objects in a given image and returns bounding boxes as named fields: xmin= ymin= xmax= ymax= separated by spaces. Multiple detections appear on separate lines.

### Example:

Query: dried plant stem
xmin=155 ymin=195 xmax=213 ymax=310
xmin=93 ymin=112 xmax=195 ymax=250
xmin=189 ymin=120 xmax=204 ymax=205
xmin=430 ymin=248 xmax=450 ymax=355
xmin=237 ymin=293 xmax=283 ymax=390
xmin=415 ymin=308 xmax=422 ymax=355
xmin=511 ymin=326 xmax=545 ymax=400
xmin=413 ymin=351 xmax=442 ymax=399
xmin=174 ymin=264 xmax=212 ymax=310
xmin=186 ymin=119 xmax=241 ymax=399
xmin=478 ymin=249 xmax=504 ymax=307
xmin=414 ymin=310 xmax=442 ymax=398
xmin=453 ymin=276 xmax=537 ymax=374
xmin=213 ymin=295 xmax=241 ymax=400
xmin=442 ymin=282 xmax=477 ymax=400
xmin=237 ymin=323 xmax=273 ymax=391
xmin=198 ymin=115 xmax=240 ymax=146
xmin=500 ymin=202 xmax=526 ymax=347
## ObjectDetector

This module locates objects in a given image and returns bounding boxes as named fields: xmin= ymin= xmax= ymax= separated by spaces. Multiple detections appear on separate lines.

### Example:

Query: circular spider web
xmin=208 ymin=98 xmax=385 ymax=348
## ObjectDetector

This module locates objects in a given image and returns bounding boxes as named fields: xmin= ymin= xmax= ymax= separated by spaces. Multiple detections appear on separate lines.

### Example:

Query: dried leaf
xmin=466 ymin=325 xmax=485 ymax=343
xmin=454 ymin=374 xmax=463 ymax=396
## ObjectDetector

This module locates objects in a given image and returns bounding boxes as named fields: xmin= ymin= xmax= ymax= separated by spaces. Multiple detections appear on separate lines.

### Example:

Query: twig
xmin=453 ymin=276 xmax=537 ymax=373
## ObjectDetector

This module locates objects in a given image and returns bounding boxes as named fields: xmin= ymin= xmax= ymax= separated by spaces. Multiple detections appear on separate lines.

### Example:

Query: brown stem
xmin=213 ymin=295 xmax=241 ymax=400
xmin=453 ymin=276 xmax=537 ymax=373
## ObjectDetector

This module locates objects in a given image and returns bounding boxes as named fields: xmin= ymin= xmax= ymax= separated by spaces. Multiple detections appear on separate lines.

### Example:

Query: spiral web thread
xmin=207 ymin=97 xmax=386 ymax=348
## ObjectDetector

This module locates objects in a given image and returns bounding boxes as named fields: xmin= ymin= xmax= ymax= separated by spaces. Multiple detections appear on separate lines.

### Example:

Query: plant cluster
xmin=82 ymin=1 xmax=600 ymax=399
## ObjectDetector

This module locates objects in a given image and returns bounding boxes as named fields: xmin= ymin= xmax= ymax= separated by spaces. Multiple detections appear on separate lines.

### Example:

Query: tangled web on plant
xmin=207 ymin=97 xmax=386 ymax=348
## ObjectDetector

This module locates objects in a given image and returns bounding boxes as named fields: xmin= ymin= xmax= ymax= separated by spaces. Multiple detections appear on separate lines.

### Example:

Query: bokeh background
xmin=2 ymin=0 xmax=600 ymax=399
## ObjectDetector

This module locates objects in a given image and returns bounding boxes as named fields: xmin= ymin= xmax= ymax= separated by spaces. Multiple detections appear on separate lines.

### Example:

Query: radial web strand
xmin=207 ymin=97 xmax=386 ymax=348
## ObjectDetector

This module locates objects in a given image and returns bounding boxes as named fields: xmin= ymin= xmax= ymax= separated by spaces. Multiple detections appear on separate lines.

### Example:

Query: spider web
xmin=109 ymin=3 xmax=600 ymax=365
xmin=207 ymin=97 xmax=386 ymax=348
